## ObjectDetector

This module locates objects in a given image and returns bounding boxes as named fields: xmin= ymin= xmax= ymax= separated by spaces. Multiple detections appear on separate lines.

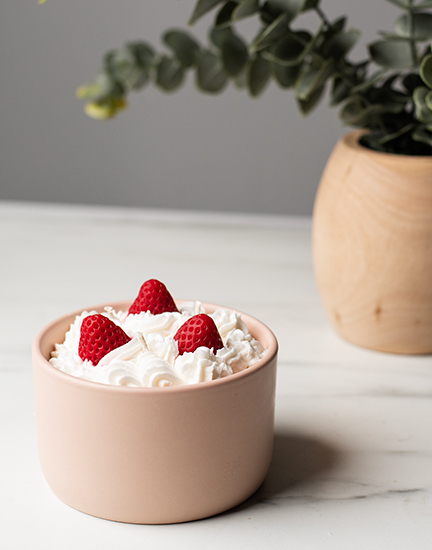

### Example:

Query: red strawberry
xmin=174 ymin=314 xmax=224 ymax=355
xmin=78 ymin=314 xmax=131 ymax=366
xmin=129 ymin=279 xmax=179 ymax=316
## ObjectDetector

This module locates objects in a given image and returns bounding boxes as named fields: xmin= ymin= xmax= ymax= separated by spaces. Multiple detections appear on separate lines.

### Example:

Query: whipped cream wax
xmin=50 ymin=302 xmax=265 ymax=387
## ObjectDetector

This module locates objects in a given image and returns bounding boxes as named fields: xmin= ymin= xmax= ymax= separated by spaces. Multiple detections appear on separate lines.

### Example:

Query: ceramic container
xmin=313 ymin=131 xmax=432 ymax=354
xmin=32 ymin=301 xmax=278 ymax=524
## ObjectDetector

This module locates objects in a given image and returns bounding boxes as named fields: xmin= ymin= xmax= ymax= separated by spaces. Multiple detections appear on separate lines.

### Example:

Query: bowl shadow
xmin=221 ymin=430 xmax=340 ymax=516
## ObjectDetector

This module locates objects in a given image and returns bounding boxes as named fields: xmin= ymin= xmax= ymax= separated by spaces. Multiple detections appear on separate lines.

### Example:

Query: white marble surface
xmin=1 ymin=200 xmax=431 ymax=549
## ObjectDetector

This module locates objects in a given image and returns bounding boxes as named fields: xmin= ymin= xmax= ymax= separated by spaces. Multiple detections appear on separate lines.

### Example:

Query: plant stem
xmin=407 ymin=0 xmax=419 ymax=66
xmin=314 ymin=5 xmax=331 ymax=29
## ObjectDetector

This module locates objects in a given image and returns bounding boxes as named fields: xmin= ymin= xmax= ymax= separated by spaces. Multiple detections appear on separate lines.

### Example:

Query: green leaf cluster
xmin=76 ymin=0 xmax=432 ymax=154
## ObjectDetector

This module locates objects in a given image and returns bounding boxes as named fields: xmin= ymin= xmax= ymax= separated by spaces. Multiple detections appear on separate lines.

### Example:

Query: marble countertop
xmin=1 ymin=201 xmax=431 ymax=549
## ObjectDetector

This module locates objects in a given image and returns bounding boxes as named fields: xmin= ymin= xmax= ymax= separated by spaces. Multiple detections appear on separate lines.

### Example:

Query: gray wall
xmin=1 ymin=1 xmax=396 ymax=215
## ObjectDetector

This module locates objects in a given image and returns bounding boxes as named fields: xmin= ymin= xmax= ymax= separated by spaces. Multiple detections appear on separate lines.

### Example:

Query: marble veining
xmin=1 ymin=201 xmax=431 ymax=550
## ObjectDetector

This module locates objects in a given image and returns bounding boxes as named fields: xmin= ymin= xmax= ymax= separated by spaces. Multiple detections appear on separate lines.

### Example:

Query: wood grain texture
xmin=312 ymin=131 xmax=432 ymax=354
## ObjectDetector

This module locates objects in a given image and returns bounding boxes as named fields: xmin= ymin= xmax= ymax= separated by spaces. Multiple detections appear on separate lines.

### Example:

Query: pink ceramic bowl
xmin=32 ymin=301 xmax=278 ymax=524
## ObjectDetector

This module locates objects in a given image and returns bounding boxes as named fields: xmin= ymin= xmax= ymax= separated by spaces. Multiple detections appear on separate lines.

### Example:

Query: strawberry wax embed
xmin=50 ymin=279 xmax=265 ymax=387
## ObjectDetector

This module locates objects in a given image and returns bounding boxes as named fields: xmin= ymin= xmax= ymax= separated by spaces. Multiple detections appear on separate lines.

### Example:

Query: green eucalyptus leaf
xmin=102 ymin=43 xmax=151 ymax=94
xmin=210 ymin=26 xmax=234 ymax=48
xmin=265 ymin=27 xmax=318 ymax=70
xmin=196 ymin=50 xmax=228 ymax=92
xmin=250 ymin=13 xmax=290 ymax=52
xmin=394 ymin=13 xmax=432 ymax=41
xmin=260 ymin=1 xmax=283 ymax=24
xmin=99 ymin=72 xmax=125 ymax=98
xmin=320 ymin=29 xmax=361 ymax=59
xmin=425 ymin=89 xmax=432 ymax=110
xmin=105 ymin=50 xmax=150 ymax=91
xmin=104 ymin=49 xmax=136 ymax=86
xmin=369 ymin=40 xmax=413 ymax=68
xmin=330 ymin=17 xmax=347 ymax=34
xmin=279 ymin=0 xmax=306 ymax=18
xmin=260 ymin=0 xmax=315 ymax=24
xmin=270 ymin=33 xmax=305 ymax=65
xmin=271 ymin=61 xmax=301 ymax=88
xmin=382 ymin=0 xmax=411 ymax=8
xmin=163 ymin=30 xmax=201 ymax=68
xmin=188 ymin=0 xmax=225 ymax=25
xmin=412 ymin=127 xmax=432 ymax=146
xmin=215 ymin=2 xmax=237 ymax=28
xmin=413 ymin=85 xmax=429 ymax=105
xmin=377 ymin=32 xmax=410 ymax=41
xmin=383 ymin=99 xmax=407 ymax=113
xmin=76 ymin=72 xmax=124 ymax=101
xmin=156 ymin=56 xmax=184 ymax=91
xmin=339 ymin=98 xmax=386 ymax=126
xmin=128 ymin=70 xmax=150 ymax=91
xmin=233 ymin=0 xmax=260 ymax=21
xmin=330 ymin=77 xmax=351 ymax=106
xmin=221 ymin=33 xmax=249 ymax=76
xmin=303 ymin=0 xmax=319 ymax=10
xmin=420 ymin=54 xmax=432 ymax=87
xmin=375 ymin=123 xmax=415 ymax=145
xmin=297 ymin=26 xmax=325 ymax=62
xmin=104 ymin=49 xmax=130 ymax=71
xmin=248 ymin=57 xmax=271 ymax=96
xmin=363 ymin=83 xmax=407 ymax=113
xmin=350 ymin=69 xmax=389 ymax=94
xmin=266 ymin=0 xmax=305 ymax=14
xmin=371 ymin=95 xmax=407 ymax=114
xmin=126 ymin=42 xmax=156 ymax=67
xmin=295 ymin=58 xmax=335 ymax=100
xmin=297 ymin=85 xmax=325 ymax=115
xmin=413 ymin=86 xmax=432 ymax=123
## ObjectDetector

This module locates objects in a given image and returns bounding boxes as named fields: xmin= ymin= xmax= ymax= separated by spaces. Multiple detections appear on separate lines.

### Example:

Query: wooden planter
xmin=312 ymin=131 xmax=432 ymax=354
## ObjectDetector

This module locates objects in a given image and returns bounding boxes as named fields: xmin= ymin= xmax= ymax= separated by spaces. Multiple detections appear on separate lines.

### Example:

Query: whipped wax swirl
xmin=50 ymin=302 xmax=265 ymax=387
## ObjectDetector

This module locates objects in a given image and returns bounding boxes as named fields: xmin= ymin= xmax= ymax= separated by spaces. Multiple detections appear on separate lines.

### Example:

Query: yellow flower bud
xmin=84 ymin=98 xmax=128 ymax=120
xmin=76 ymin=84 xmax=101 ymax=100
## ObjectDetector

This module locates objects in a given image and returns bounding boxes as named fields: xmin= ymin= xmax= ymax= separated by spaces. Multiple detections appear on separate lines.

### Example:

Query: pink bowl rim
xmin=32 ymin=300 xmax=278 ymax=395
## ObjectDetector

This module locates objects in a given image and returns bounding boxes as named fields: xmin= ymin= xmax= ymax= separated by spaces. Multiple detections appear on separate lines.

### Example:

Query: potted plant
xmin=71 ymin=0 xmax=432 ymax=354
